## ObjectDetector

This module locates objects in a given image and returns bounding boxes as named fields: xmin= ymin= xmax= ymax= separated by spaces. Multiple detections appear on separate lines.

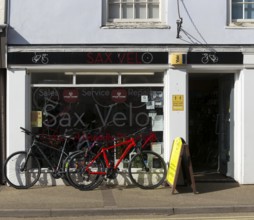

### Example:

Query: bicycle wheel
xmin=62 ymin=151 xmax=82 ymax=185
xmin=128 ymin=150 xmax=167 ymax=189
xmin=4 ymin=151 xmax=41 ymax=189
xmin=66 ymin=151 xmax=105 ymax=190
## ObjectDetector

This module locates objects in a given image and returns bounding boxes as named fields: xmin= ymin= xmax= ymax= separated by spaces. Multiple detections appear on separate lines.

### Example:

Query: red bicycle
xmin=66 ymin=127 xmax=167 ymax=190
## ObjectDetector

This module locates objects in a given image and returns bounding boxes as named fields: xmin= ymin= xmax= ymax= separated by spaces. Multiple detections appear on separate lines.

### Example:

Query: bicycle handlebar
xmin=20 ymin=127 xmax=72 ymax=140
xmin=20 ymin=127 xmax=33 ymax=136
xmin=129 ymin=127 xmax=148 ymax=137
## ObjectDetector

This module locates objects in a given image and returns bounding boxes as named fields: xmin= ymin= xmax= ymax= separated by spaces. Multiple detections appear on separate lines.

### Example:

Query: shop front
xmin=7 ymin=50 xmax=171 ymax=185
xmin=9 ymin=49 xmax=253 ymax=185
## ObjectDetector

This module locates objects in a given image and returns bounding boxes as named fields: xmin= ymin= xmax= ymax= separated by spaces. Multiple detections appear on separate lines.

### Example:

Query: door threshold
xmin=194 ymin=170 xmax=236 ymax=183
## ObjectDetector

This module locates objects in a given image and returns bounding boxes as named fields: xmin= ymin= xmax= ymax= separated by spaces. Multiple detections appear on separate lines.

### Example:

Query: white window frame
xmin=30 ymin=71 xmax=165 ymax=88
xmin=105 ymin=0 xmax=167 ymax=27
xmin=108 ymin=0 xmax=160 ymax=22
xmin=231 ymin=0 xmax=254 ymax=23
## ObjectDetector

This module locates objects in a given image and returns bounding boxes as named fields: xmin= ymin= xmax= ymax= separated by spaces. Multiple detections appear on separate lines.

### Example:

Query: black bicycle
xmin=4 ymin=127 xmax=79 ymax=189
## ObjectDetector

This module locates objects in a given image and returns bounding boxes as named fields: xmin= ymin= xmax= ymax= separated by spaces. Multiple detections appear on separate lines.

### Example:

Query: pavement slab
xmin=0 ymin=182 xmax=254 ymax=217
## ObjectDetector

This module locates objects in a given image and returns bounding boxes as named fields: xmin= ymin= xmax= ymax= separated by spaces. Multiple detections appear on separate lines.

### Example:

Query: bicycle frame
xmin=86 ymin=137 xmax=136 ymax=175
xmin=141 ymin=132 xmax=157 ymax=149
xmin=85 ymin=131 xmax=157 ymax=175
xmin=25 ymin=136 xmax=70 ymax=174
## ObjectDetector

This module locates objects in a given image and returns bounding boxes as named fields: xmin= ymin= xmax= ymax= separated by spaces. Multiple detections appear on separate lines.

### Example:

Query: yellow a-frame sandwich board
xmin=166 ymin=137 xmax=196 ymax=194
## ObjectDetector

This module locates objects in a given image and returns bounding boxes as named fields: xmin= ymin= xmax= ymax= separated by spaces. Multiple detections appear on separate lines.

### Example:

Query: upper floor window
xmin=232 ymin=0 xmax=254 ymax=20
xmin=108 ymin=0 xmax=160 ymax=21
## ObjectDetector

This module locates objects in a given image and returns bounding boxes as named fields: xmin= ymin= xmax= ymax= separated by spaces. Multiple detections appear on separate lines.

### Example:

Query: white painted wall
xmin=163 ymin=70 xmax=170 ymax=163
xmin=0 ymin=0 xmax=5 ymax=24
xmin=240 ymin=69 xmax=254 ymax=184
xmin=8 ymin=0 xmax=254 ymax=45
xmin=233 ymin=71 xmax=242 ymax=184
xmin=167 ymin=69 xmax=188 ymax=158
xmin=6 ymin=70 xmax=29 ymax=156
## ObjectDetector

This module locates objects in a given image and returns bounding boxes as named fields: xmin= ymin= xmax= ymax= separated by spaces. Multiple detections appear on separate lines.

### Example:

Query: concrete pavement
xmin=1 ymin=181 xmax=254 ymax=217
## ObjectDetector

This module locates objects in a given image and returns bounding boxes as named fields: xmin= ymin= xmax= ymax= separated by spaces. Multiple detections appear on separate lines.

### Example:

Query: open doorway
xmin=189 ymin=73 xmax=235 ymax=182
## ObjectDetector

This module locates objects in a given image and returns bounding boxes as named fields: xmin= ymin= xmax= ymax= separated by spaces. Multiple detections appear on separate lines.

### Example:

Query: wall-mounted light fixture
xmin=176 ymin=18 xmax=183 ymax=39
xmin=176 ymin=0 xmax=183 ymax=39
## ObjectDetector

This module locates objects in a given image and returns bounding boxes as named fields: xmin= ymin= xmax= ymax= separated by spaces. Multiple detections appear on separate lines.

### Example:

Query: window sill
xmin=102 ymin=22 xmax=170 ymax=29
xmin=227 ymin=22 xmax=254 ymax=28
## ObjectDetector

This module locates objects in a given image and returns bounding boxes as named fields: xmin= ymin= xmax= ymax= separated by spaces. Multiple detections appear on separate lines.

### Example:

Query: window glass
xmin=135 ymin=3 xmax=146 ymax=19
xmin=232 ymin=0 xmax=254 ymax=20
xmin=232 ymin=4 xmax=243 ymax=19
xmin=108 ymin=0 xmax=160 ymax=20
xmin=148 ymin=3 xmax=159 ymax=18
xmin=32 ymin=87 xmax=163 ymax=132
xmin=76 ymin=75 xmax=118 ymax=84
xmin=245 ymin=2 xmax=254 ymax=19
xmin=109 ymin=4 xmax=120 ymax=19
xmin=31 ymin=87 xmax=164 ymax=167
xmin=31 ymin=72 xmax=72 ymax=84
xmin=122 ymin=72 xmax=164 ymax=84
xmin=122 ymin=3 xmax=133 ymax=18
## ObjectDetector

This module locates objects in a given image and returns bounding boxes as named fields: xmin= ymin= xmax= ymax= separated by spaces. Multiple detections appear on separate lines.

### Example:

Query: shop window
xmin=31 ymin=87 xmax=164 ymax=134
xmin=31 ymin=72 xmax=164 ymax=168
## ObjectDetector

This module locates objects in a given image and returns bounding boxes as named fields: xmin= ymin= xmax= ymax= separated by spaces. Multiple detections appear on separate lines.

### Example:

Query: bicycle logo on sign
xmin=201 ymin=53 xmax=218 ymax=64
xmin=32 ymin=52 xmax=49 ymax=64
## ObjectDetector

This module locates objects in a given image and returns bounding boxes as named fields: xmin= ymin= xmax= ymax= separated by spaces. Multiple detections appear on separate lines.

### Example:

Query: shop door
xmin=189 ymin=73 xmax=234 ymax=179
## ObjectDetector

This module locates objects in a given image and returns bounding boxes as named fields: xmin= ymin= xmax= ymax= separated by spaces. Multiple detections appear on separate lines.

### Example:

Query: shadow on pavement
xmin=174 ymin=182 xmax=240 ymax=194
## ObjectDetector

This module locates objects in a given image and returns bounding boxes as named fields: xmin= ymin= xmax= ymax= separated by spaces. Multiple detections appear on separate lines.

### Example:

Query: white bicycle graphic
xmin=32 ymin=52 xmax=49 ymax=64
xmin=201 ymin=53 xmax=218 ymax=64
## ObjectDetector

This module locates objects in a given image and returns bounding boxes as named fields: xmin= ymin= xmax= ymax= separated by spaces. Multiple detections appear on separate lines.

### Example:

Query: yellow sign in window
xmin=172 ymin=95 xmax=184 ymax=111
xmin=31 ymin=111 xmax=42 ymax=127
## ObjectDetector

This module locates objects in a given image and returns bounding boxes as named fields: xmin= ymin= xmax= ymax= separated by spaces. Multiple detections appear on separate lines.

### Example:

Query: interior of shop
xmin=188 ymin=73 xmax=235 ymax=182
